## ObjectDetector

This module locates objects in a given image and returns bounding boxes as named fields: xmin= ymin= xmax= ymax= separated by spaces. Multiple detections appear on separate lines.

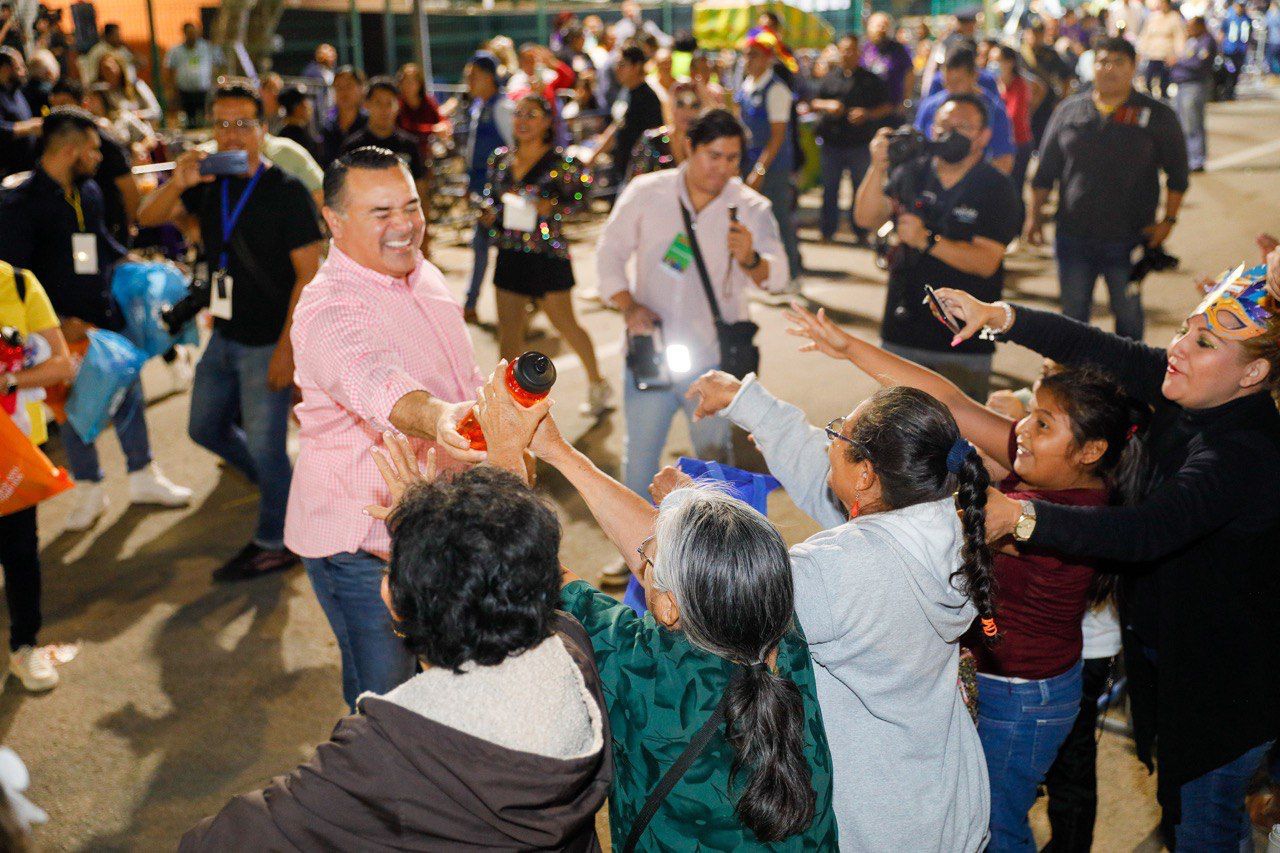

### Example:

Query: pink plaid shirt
xmin=284 ymin=244 xmax=484 ymax=559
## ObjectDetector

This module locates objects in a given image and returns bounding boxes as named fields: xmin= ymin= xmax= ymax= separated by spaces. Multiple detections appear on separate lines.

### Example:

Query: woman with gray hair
xmin=472 ymin=363 xmax=839 ymax=851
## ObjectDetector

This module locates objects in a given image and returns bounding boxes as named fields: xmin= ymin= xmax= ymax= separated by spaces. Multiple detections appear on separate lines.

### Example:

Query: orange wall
xmin=45 ymin=0 xmax=208 ymax=77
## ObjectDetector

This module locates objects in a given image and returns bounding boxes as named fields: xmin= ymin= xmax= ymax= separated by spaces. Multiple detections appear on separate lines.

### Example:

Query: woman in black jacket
xmin=934 ymin=266 xmax=1280 ymax=850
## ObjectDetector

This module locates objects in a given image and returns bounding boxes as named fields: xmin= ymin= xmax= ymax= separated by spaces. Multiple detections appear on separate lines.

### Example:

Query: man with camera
xmin=1027 ymin=37 xmax=1188 ymax=341
xmin=0 ymin=107 xmax=192 ymax=531
xmin=855 ymin=93 xmax=1020 ymax=399
xmin=595 ymin=109 xmax=787 ymax=584
xmin=138 ymin=80 xmax=324 ymax=581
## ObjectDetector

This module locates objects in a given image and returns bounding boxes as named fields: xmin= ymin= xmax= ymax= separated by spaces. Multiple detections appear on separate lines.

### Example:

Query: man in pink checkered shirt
xmin=285 ymin=146 xmax=485 ymax=710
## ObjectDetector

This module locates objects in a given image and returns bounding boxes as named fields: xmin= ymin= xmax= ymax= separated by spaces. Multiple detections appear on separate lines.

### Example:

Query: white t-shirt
xmin=1081 ymin=600 xmax=1122 ymax=660
xmin=740 ymin=69 xmax=793 ymax=124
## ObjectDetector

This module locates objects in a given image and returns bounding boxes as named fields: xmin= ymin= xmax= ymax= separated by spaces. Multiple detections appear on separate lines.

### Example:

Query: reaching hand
xmin=784 ymin=302 xmax=854 ymax=360
xmin=648 ymin=465 xmax=695 ymax=505
xmin=435 ymin=400 xmax=487 ymax=463
xmin=365 ymin=432 xmax=436 ymax=521
xmin=931 ymin=288 xmax=1010 ymax=345
xmin=529 ymin=406 xmax=569 ymax=460
xmin=473 ymin=360 xmax=553 ymax=464
xmin=685 ymin=370 xmax=743 ymax=421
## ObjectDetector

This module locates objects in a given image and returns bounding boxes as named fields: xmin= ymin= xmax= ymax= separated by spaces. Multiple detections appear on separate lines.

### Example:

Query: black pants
xmin=1042 ymin=655 xmax=1115 ymax=853
xmin=179 ymin=89 xmax=209 ymax=126
xmin=0 ymin=506 xmax=41 ymax=651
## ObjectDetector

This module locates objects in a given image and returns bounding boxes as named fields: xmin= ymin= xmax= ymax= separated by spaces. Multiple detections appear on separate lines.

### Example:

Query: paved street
xmin=8 ymin=84 xmax=1280 ymax=850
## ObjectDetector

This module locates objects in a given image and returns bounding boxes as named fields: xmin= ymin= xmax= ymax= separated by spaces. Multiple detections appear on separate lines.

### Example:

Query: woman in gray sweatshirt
xmin=687 ymin=370 xmax=994 ymax=852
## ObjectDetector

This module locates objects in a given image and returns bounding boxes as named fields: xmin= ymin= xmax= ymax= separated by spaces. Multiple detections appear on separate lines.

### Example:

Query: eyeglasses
xmin=636 ymin=534 xmax=656 ymax=570
xmin=513 ymin=109 xmax=547 ymax=120
xmin=825 ymin=417 xmax=862 ymax=450
xmin=213 ymin=118 xmax=261 ymax=131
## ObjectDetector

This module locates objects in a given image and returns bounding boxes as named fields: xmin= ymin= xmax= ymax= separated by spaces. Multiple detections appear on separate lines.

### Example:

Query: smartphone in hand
xmin=923 ymin=284 xmax=961 ymax=334
xmin=198 ymin=150 xmax=249 ymax=177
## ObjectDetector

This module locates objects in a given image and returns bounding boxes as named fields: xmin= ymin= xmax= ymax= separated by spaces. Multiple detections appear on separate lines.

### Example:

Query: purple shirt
xmin=861 ymin=39 xmax=913 ymax=105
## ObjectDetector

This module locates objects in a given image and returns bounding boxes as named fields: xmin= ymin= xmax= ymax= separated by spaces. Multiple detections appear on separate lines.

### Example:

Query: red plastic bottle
xmin=457 ymin=351 xmax=557 ymax=450
xmin=0 ymin=326 xmax=24 ymax=416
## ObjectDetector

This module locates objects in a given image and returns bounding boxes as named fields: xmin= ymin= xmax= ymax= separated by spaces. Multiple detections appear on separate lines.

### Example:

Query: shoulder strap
xmin=678 ymin=201 xmax=725 ymax=326
xmin=623 ymin=686 xmax=731 ymax=853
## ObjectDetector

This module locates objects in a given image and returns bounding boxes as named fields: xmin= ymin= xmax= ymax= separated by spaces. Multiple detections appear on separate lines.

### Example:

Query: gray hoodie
xmin=724 ymin=376 xmax=990 ymax=852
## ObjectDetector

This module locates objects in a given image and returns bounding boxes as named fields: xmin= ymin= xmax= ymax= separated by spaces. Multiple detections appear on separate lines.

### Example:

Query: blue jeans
xmin=622 ymin=363 xmax=732 ymax=498
xmin=758 ymin=165 xmax=801 ymax=280
xmin=187 ymin=329 xmax=293 ymax=549
xmin=465 ymin=221 xmax=491 ymax=311
xmin=818 ymin=142 xmax=870 ymax=240
xmin=62 ymin=377 xmax=152 ymax=481
xmin=303 ymin=550 xmax=415 ymax=711
xmin=978 ymin=660 xmax=1084 ymax=853
xmin=1176 ymin=740 xmax=1275 ymax=851
xmin=1054 ymin=234 xmax=1143 ymax=341
xmin=1175 ymin=80 xmax=1209 ymax=170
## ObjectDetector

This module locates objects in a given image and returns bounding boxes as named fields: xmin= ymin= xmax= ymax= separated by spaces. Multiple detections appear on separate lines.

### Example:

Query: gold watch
xmin=1013 ymin=500 xmax=1037 ymax=543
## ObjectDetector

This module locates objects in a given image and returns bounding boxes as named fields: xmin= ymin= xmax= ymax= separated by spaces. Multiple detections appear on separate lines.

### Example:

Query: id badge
xmin=72 ymin=233 xmax=98 ymax=275
xmin=209 ymin=270 xmax=234 ymax=321
xmin=501 ymin=192 xmax=537 ymax=233
xmin=660 ymin=232 xmax=694 ymax=279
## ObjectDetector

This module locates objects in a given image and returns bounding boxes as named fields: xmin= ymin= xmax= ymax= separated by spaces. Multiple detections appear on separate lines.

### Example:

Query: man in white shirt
xmin=164 ymin=22 xmax=221 ymax=127
xmin=595 ymin=109 xmax=787 ymax=583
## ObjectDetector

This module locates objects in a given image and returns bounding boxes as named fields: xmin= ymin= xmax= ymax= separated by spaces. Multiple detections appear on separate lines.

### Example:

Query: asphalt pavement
xmin=8 ymin=80 xmax=1280 ymax=850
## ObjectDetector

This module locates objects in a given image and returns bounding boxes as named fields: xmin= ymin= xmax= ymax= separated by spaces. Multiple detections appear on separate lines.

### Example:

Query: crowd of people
xmin=1 ymin=0 xmax=1280 ymax=849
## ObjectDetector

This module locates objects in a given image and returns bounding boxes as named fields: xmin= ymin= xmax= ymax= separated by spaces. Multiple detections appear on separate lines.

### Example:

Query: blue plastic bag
xmin=65 ymin=329 xmax=146 ymax=443
xmin=110 ymin=261 xmax=199 ymax=358
xmin=623 ymin=457 xmax=782 ymax=615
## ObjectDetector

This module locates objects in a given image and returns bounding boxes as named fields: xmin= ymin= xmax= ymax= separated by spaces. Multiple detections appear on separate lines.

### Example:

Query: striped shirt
xmin=284 ymin=243 xmax=483 ymax=558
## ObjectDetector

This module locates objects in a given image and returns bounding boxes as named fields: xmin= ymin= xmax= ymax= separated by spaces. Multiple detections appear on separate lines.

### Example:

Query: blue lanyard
xmin=219 ymin=165 xmax=265 ymax=270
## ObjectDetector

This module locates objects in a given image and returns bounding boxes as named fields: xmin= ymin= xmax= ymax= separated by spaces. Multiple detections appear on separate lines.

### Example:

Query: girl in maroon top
xmin=396 ymin=63 xmax=444 ymax=161
xmin=786 ymin=304 xmax=1150 ymax=852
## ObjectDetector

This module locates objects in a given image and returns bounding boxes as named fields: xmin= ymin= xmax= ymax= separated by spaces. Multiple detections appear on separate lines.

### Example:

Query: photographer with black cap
xmin=854 ymin=92 xmax=1020 ymax=400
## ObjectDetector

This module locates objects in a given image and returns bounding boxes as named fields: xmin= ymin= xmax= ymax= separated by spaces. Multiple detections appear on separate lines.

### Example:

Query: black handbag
xmin=679 ymin=203 xmax=760 ymax=380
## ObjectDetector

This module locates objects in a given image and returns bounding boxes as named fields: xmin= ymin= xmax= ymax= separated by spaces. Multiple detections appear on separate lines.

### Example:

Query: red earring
xmin=849 ymin=500 xmax=861 ymax=520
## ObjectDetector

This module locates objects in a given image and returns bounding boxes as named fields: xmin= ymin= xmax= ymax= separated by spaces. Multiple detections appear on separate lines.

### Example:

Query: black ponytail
xmin=843 ymin=387 xmax=998 ymax=640
xmin=724 ymin=660 xmax=817 ymax=841
xmin=952 ymin=445 xmax=999 ymax=642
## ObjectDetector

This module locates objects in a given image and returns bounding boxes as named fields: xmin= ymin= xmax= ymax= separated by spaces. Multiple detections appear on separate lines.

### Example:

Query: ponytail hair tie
xmin=748 ymin=659 xmax=769 ymax=674
xmin=981 ymin=617 xmax=998 ymax=638
xmin=946 ymin=437 xmax=974 ymax=474
xmin=1126 ymin=424 xmax=1139 ymax=440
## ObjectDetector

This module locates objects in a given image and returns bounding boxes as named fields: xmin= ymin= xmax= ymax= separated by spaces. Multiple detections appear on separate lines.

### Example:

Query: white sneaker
xmin=166 ymin=346 xmax=195 ymax=392
xmin=128 ymin=463 xmax=193 ymax=507
xmin=581 ymin=379 xmax=614 ymax=417
xmin=10 ymin=646 xmax=58 ymax=691
xmin=64 ymin=482 xmax=107 ymax=532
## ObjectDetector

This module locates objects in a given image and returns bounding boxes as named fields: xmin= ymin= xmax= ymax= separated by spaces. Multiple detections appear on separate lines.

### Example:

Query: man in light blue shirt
xmin=915 ymin=45 xmax=1015 ymax=174
xmin=164 ymin=22 xmax=220 ymax=127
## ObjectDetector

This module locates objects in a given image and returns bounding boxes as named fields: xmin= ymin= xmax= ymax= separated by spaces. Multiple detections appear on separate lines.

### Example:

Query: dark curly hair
xmin=385 ymin=466 xmax=562 ymax=671
xmin=842 ymin=386 xmax=998 ymax=639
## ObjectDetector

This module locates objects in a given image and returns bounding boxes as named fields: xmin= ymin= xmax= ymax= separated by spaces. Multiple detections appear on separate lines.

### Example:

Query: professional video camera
xmin=885 ymin=126 xmax=972 ymax=169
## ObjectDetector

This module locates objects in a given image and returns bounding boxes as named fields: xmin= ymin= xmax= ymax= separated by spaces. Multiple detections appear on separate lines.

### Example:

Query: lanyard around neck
xmin=219 ymin=165 xmax=266 ymax=270
xmin=63 ymin=186 xmax=84 ymax=231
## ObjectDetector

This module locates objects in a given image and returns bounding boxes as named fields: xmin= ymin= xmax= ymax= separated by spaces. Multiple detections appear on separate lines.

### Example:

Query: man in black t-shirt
xmin=277 ymin=86 xmax=321 ymax=163
xmin=812 ymin=34 xmax=893 ymax=243
xmin=855 ymin=93 xmax=1020 ymax=398
xmin=342 ymin=76 xmax=430 ymax=256
xmin=137 ymin=80 xmax=324 ymax=581
xmin=585 ymin=45 xmax=663 ymax=190
xmin=1028 ymin=37 xmax=1188 ymax=342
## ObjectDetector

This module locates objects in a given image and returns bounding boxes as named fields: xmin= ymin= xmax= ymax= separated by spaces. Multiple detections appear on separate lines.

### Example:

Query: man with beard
xmin=0 ymin=107 xmax=192 ymax=530
xmin=856 ymin=93 xmax=1020 ymax=399
xmin=0 ymin=48 xmax=39 ymax=176
xmin=285 ymin=146 xmax=485 ymax=709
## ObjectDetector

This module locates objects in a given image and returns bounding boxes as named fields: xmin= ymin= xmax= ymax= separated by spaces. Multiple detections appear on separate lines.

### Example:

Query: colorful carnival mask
xmin=1192 ymin=263 xmax=1276 ymax=341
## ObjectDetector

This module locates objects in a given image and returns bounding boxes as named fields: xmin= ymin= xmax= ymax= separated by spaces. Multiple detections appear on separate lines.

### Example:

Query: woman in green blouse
xmin=467 ymin=366 xmax=840 ymax=851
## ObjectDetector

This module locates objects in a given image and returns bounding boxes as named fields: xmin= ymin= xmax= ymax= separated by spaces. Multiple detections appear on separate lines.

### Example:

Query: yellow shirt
xmin=0 ymin=264 xmax=59 ymax=446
